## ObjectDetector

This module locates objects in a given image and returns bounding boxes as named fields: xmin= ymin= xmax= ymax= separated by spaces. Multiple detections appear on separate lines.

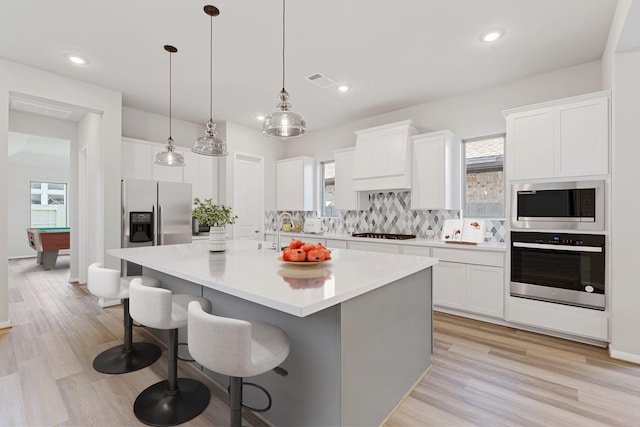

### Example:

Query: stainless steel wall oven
xmin=510 ymin=231 xmax=605 ymax=310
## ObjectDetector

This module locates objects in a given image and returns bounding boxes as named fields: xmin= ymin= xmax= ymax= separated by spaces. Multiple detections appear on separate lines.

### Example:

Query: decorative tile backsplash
xmin=266 ymin=191 xmax=506 ymax=243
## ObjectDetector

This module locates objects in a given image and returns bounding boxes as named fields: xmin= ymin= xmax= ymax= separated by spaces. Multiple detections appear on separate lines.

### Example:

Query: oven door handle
xmin=512 ymin=242 xmax=603 ymax=253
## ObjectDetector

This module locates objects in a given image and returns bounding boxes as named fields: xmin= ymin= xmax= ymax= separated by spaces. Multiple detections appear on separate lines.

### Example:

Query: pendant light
xmin=262 ymin=0 xmax=306 ymax=138
xmin=155 ymin=45 xmax=185 ymax=167
xmin=192 ymin=5 xmax=228 ymax=156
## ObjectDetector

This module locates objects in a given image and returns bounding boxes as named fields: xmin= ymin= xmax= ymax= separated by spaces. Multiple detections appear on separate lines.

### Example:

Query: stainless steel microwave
xmin=511 ymin=180 xmax=604 ymax=231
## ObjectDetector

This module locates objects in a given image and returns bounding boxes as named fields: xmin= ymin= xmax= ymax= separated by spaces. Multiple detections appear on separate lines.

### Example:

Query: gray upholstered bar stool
xmin=87 ymin=263 xmax=162 ymax=374
xmin=129 ymin=279 xmax=213 ymax=426
xmin=188 ymin=301 xmax=290 ymax=427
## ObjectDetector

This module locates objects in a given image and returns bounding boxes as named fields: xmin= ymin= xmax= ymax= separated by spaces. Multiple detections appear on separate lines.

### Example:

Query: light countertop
xmin=265 ymin=231 xmax=507 ymax=252
xmin=108 ymin=240 xmax=437 ymax=317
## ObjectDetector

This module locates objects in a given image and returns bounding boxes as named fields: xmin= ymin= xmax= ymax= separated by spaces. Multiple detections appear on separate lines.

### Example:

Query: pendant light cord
xmin=169 ymin=50 xmax=173 ymax=140
xmin=281 ymin=0 xmax=286 ymax=91
xmin=209 ymin=13 xmax=213 ymax=121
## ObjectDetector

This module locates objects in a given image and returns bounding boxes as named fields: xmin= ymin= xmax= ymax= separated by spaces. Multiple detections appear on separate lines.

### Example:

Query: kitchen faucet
xmin=275 ymin=212 xmax=293 ymax=251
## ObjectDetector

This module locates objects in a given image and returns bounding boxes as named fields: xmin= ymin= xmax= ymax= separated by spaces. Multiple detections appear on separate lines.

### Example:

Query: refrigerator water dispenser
xmin=130 ymin=212 xmax=153 ymax=243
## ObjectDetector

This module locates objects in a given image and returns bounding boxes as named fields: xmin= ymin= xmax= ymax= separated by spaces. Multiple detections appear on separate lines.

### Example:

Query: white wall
xmin=286 ymin=60 xmax=603 ymax=159
xmin=0 ymin=59 xmax=122 ymax=327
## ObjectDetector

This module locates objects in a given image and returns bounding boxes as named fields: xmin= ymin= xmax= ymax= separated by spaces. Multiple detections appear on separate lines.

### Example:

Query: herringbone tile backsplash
xmin=265 ymin=191 xmax=506 ymax=243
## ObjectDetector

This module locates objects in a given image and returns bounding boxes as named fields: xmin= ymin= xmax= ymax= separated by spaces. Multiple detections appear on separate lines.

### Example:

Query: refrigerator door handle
xmin=157 ymin=204 xmax=163 ymax=246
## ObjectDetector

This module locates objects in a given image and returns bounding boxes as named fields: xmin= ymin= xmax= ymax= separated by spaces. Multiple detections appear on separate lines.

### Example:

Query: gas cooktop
xmin=351 ymin=233 xmax=416 ymax=240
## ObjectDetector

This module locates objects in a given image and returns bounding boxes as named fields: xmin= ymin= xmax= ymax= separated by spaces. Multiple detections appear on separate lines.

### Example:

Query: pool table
xmin=26 ymin=227 xmax=70 ymax=270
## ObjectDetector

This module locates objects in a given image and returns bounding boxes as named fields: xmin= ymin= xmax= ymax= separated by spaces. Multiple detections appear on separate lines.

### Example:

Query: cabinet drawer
xmin=401 ymin=245 xmax=431 ymax=257
xmin=325 ymin=239 xmax=347 ymax=249
xmin=432 ymin=247 xmax=504 ymax=267
xmin=348 ymin=241 xmax=401 ymax=254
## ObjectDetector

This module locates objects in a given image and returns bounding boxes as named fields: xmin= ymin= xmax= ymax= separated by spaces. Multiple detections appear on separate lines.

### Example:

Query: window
xmin=30 ymin=181 xmax=68 ymax=227
xmin=463 ymin=135 xmax=505 ymax=218
xmin=320 ymin=161 xmax=337 ymax=217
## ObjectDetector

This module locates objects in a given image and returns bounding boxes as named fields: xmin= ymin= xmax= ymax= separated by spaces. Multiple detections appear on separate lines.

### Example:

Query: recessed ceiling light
xmin=65 ymin=54 xmax=88 ymax=65
xmin=480 ymin=30 xmax=504 ymax=42
xmin=337 ymin=85 xmax=350 ymax=93
xmin=256 ymin=115 xmax=266 ymax=121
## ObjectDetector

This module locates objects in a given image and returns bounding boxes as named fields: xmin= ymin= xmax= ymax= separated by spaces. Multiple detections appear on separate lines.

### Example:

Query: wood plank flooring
xmin=1 ymin=257 xmax=269 ymax=427
xmin=384 ymin=312 xmax=640 ymax=426
xmin=2 ymin=257 xmax=640 ymax=426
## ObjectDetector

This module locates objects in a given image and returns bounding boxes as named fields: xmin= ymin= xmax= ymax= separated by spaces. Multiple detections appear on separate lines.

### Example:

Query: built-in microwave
xmin=511 ymin=180 xmax=604 ymax=231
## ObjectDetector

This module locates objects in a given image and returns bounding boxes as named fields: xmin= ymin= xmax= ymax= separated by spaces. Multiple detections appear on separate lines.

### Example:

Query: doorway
xmin=232 ymin=152 xmax=264 ymax=240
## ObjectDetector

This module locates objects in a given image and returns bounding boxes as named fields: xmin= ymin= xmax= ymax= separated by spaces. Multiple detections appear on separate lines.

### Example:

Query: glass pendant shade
xmin=262 ymin=0 xmax=306 ymax=139
xmin=155 ymin=45 xmax=185 ymax=167
xmin=192 ymin=5 xmax=228 ymax=157
xmin=155 ymin=137 xmax=185 ymax=166
xmin=262 ymin=89 xmax=306 ymax=138
xmin=192 ymin=119 xmax=228 ymax=156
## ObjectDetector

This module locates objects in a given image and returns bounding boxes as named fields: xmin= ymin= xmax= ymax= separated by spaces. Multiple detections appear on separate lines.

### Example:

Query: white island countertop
xmin=108 ymin=240 xmax=437 ymax=317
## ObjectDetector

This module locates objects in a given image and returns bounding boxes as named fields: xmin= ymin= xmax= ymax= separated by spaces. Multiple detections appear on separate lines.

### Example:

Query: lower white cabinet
xmin=432 ymin=248 xmax=504 ymax=318
xmin=347 ymin=241 xmax=400 ymax=254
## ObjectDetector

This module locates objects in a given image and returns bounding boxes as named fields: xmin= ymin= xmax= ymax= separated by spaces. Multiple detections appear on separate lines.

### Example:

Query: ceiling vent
xmin=305 ymin=73 xmax=336 ymax=88
xmin=10 ymin=98 xmax=73 ymax=120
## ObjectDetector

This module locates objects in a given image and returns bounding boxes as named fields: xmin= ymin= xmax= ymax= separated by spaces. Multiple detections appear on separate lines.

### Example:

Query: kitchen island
xmin=108 ymin=240 xmax=437 ymax=426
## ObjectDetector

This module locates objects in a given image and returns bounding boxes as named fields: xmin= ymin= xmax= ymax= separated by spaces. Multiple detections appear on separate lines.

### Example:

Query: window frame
xmin=30 ymin=180 xmax=69 ymax=227
xmin=318 ymin=159 xmax=337 ymax=218
xmin=462 ymin=133 xmax=505 ymax=220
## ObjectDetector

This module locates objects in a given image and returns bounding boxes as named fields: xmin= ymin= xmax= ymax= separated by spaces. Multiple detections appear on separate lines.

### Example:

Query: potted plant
xmin=192 ymin=198 xmax=238 ymax=252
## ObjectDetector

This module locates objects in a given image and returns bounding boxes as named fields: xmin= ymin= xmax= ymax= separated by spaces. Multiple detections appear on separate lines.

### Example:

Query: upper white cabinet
xmin=121 ymin=138 xmax=153 ymax=180
xmin=276 ymin=156 xmax=316 ymax=211
xmin=334 ymin=148 xmax=369 ymax=211
xmin=411 ymin=130 xmax=460 ymax=210
xmin=352 ymin=120 xmax=418 ymax=191
xmin=504 ymin=91 xmax=609 ymax=180
xmin=182 ymin=150 xmax=218 ymax=201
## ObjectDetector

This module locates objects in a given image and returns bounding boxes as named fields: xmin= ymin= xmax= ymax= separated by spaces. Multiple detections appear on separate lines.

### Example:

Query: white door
xmin=233 ymin=153 xmax=264 ymax=240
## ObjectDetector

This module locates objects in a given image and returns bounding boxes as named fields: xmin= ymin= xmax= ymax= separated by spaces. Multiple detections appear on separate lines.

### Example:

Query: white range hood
xmin=352 ymin=120 xmax=418 ymax=192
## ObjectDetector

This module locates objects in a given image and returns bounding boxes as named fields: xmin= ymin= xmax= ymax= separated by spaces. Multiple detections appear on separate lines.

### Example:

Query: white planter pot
xmin=209 ymin=226 xmax=227 ymax=252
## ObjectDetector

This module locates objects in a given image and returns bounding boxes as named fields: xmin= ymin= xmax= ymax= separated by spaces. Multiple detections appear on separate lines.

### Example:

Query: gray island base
xmin=108 ymin=241 xmax=434 ymax=426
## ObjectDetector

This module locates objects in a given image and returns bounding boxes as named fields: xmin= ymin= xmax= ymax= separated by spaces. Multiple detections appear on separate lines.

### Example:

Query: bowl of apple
xmin=278 ymin=240 xmax=332 ymax=267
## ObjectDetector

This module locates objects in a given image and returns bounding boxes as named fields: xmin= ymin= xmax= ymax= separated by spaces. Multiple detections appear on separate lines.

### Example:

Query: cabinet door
xmin=555 ymin=96 xmax=608 ymax=177
xmin=121 ymin=139 xmax=152 ymax=180
xmin=276 ymin=159 xmax=304 ymax=211
xmin=411 ymin=133 xmax=456 ymax=209
xmin=466 ymin=265 xmax=504 ymax=318
xmin=334 ymin=149 xmax=368 ymax=210
xmin=506 ymin=108 xmax=554 ymax=180
xmin=432 ymin=261 xmax=466 ymax=310
xmin=182 ymin=151 xmax=199 ymax=198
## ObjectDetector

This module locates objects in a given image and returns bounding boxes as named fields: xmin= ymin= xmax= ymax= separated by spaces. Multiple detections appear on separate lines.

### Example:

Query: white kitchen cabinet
xmin=347 ymin=241 xmax=401 ymax=254
xmin=121 ymin=137 xmax=153 ymax=180
xmin=325 ymin=239 xmax=347 ymax=249
xmin=504 ymin=91 xmax=609 ymax=180
xmin=183 ymin=150 xmax=218 ymax=201
xmin=401 ymin=245 xmax=431 ymax=257
xmin=432 ymin=247 xmax=504 ymax=318
xmin=276 ymin=156 xmax=316 ymax=211
xmin=411 ymin=130 xmax=460 ymax=210
xmin=352 ymin=120 xmax=417 ymax=191
xmin=334 ymin=148 xmax=369 ymax=211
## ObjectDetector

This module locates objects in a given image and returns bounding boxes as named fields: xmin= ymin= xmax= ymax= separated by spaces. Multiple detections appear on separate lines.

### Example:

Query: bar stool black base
xmin=93 ymin=342 xmax=162 ymax=374
xmin=133 ymin=378 xmax=210 ymax=426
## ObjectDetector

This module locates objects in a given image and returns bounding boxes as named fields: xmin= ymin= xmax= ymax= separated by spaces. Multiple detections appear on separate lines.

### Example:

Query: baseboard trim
xmin=98 ymin=297 xmax=122 ymax=308
xmin=0 ymin=319 xmax=12 ymax=330
xmin=609 ymin=347 xmax=640 ymax=365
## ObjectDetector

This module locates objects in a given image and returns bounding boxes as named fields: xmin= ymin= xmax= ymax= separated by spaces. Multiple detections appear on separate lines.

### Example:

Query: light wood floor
xmin=384 ymin=313 xmax=640 ymax=426
xmin=1 ymin=257 xmax=268 ymax=427
xmin=2 ymin=257 xmax=640 ymax=426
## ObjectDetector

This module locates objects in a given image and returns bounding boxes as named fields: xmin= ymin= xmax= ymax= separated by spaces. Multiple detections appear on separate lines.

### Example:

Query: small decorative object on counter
xmin=192 ymin=198 xmax=238 ymax=252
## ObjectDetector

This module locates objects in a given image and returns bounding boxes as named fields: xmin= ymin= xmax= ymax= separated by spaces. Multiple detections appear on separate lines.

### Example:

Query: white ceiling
xmin=0 ymin=0 xmax=620 ymax=133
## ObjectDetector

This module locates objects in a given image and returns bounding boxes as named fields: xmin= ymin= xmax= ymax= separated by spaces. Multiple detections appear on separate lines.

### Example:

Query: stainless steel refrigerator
xmin=121 ymin=178 xmax=192 ymax=275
